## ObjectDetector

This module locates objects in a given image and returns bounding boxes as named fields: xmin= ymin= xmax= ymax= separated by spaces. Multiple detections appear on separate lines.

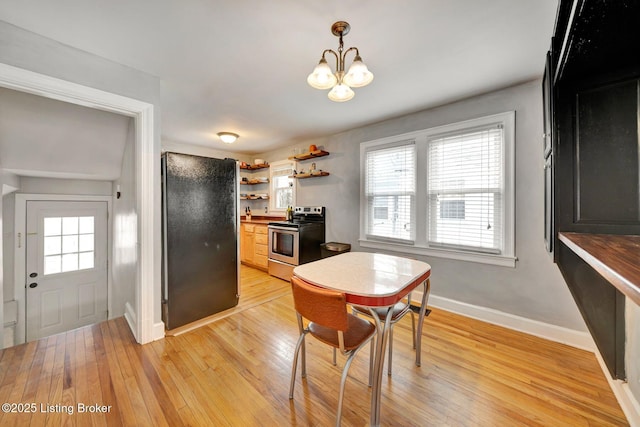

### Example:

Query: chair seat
xmin=352 ymin=302 xmax=411 ymax=322
xmin=309 ymin=314 xmax=376 ymax=350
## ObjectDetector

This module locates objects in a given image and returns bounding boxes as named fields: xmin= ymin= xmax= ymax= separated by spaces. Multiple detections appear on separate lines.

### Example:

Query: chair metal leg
xmin=387 ymin=326 xmax=393 ymax=376
xmin=289 ymin=332 xmax=308 ymax=398
xmin=415 ymin=279 xmax=431 ymax=367
xmin=368 ymin=338 xmax=374 ymax=386
xmin=336 ymin=340 xmax=372 ymax=427
xmin=410 ymin=310 xmax=416 ymax=349
xmin=332 ymin=347 xmax=337 ymax=365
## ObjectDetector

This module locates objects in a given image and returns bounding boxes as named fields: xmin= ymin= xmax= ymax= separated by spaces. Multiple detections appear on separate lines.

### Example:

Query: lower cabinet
xmin=241 ymin=223 xmax=268 ymax=270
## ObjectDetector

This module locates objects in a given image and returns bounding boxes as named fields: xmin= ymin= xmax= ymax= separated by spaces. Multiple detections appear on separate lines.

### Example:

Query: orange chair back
xmin=291 ymin=276 xmax=348 ymax=331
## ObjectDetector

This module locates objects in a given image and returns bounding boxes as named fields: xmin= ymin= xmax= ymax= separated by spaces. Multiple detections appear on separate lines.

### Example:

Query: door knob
xmin=29 ymin=283 xmax=38 ymax=288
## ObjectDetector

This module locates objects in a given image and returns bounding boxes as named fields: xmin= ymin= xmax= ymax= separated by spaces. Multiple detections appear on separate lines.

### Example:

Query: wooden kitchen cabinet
xmin=240 ymin=223 xmax=268 ymax=271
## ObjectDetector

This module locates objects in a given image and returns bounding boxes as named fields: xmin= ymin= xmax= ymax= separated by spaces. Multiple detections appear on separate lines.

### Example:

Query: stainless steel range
xmin=268 ymin=206 xmax=325 ymax=281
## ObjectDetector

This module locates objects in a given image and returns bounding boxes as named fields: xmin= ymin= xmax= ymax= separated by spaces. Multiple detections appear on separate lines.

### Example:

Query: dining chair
xmin=289 ymin=276 xmax=376 ymax=426
xmin=352 ymin=278 xmax=431 ymax=376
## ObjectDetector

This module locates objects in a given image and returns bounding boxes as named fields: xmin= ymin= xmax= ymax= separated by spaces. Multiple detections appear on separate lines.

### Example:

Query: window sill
xmin=359 ymin=239 xmax=517 ymax=268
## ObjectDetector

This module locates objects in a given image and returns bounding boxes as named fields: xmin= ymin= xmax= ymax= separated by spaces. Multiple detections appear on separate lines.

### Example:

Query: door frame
xmin=17 ymin=195 xmax=112 ymax=344
xmin=0 ymin=62 xmax=161 ymax=345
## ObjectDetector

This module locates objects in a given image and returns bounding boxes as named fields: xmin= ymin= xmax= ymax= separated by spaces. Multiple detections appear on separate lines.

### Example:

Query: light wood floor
xmin=0 ymin=266 xmax=628 ymax=426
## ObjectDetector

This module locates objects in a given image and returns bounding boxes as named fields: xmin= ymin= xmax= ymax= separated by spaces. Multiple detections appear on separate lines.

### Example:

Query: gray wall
xmin=259 ymin=80 xmax=585 ymax=332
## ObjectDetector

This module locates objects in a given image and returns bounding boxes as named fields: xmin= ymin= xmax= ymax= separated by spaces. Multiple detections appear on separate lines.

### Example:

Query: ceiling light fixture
xmin=307 ymin=21 xmax=374 ymax=102
xmin=217 ymin=132 xmax=239 ymax=144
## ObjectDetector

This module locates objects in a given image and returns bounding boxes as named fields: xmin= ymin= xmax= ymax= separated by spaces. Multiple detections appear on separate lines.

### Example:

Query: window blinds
xmin=427 ymin=126 xmax=503 ymax=253
xmin=365 ymin=141 xmax=415 ymax=243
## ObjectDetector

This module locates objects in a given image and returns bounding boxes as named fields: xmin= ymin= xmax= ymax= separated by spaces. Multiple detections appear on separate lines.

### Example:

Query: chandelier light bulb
xmin=328 ymin=83 xmax=355 ymax=102
xmin=344 ymin=55 xmax=374 ymax=88
xmin=307 ymin=58 xmax=337 ymax=90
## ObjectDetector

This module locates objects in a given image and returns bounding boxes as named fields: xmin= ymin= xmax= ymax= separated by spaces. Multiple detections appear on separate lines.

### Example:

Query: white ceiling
xmin=0 ymin=0 xmax=559 ymax=163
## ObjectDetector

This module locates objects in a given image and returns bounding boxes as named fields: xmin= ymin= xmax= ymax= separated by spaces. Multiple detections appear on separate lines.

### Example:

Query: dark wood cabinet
xmin=545 ymin=0 xmax=640 ymax=380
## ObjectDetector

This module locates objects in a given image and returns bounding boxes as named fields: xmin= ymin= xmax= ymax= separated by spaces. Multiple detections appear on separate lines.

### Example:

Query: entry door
xmin=26 ymin=201 xmax=108 ymax=341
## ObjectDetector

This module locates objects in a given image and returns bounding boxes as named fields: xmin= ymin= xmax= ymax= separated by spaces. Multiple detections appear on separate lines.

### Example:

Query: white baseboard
xmin=421 ymin=293 xmax=595 ymax=351
xmin=124 ymin=302 xmax=137 ymax=341
xmin=593 ymin=351 xmax=640 ymax=427
xmin=152 ymin=322 xmax=166 ymax=341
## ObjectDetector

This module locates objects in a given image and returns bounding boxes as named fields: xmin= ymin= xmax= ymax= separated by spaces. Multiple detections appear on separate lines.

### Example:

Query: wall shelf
xmin=289 ymin=172 xmax=330 ymax=179
xmin=288 ymin=150 xmax=329 ymax=161
xmin=240 ymin=164 xmax=270 ymax=170
xmin=241 ymin=180 xmax=269 ymax=185
xmin=240 ymin=196 xmax=270 ymax=200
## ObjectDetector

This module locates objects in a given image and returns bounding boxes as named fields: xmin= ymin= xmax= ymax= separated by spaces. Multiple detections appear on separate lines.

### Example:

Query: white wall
xmin=18 ymin=177 xmax=112 ymax=196
xmin=0 ymin=20 xmax=163 ymax=333
xmin=627 ymin=300 xmax=640 ymax=413
xmin=2 ymin=192 xmax=15 ymax=302
xmin=111 ymin=120 xmax=137 ymax=318
xmin=258 ymin=80 xmax=586 ymax=333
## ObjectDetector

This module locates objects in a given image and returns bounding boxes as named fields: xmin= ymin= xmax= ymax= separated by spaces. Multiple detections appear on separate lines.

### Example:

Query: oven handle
xmin=268 ymin=225 xmax=299 ymax=232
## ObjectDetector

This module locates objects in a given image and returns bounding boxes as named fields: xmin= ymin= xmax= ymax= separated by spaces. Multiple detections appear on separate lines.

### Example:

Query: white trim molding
xmin=413 ymin=292 xmax=595 ymax=351
xmin=0 ymin=63 xmax=161 ymax=344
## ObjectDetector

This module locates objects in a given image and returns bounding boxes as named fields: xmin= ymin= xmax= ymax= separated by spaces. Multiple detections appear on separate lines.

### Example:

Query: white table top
xmin=293 ymin=252 xmax=431 ymax=306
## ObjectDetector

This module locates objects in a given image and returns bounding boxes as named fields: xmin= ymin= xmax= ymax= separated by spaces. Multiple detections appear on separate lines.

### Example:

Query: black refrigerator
xmin=161 ymin=152 xmax=239 ymax=330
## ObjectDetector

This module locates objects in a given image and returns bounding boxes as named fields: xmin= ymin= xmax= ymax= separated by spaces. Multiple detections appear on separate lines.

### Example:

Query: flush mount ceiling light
xmin=307 ymin=21 xmax=374 ymax=102
xmin=217 ymin=132 xmax=239 ymax=144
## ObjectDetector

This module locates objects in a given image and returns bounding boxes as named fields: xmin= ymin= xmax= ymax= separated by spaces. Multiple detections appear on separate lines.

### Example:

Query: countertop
xmin=241 ymin=216 xmax=284 ymax=225
xmin=559 ymin=232 xmax=640 ymax=306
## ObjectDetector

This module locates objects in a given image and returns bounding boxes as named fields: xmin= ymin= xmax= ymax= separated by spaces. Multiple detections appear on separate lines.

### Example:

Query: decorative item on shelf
xmin=245 ymin=206 xmax=251 ymax=221
xmin=217 ymin=132 xmax=239 ymax=144
xmin=309 ymin=144 xmax=318 ymax=152
xmin=307 ymin=21 xmax=374 ymax=102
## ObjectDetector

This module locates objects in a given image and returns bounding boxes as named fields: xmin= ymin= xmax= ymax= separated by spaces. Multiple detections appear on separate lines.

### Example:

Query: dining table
xmin=292 ymin=251 xmax=431 ymax=427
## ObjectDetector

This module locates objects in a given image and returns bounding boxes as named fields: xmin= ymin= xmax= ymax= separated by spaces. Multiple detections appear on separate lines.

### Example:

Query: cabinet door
xmin=544 ymin=155 xmax=553 ymax=253
xmin=542 ymin=51 xmax=553 ymax=158
xmin=240 ymin=225 xmax=255 ymax=263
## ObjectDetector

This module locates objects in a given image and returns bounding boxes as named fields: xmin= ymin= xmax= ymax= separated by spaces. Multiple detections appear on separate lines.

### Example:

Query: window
xmin=43 ymin=216 xmax=95 ymax=275
xmin=363 ymin=141 xmax=415 ymax=243
xmin=428 ymin=125 xmax=503 ymax=254
xmin=360 ymin=112 xmax=515 ymax=267
xmin=270 ymin=160 xmax=296 ymax=212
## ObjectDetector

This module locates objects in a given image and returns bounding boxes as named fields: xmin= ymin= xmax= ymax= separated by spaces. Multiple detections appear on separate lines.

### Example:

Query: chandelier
xmin=307 ymin=21 xmax=374 ymax=102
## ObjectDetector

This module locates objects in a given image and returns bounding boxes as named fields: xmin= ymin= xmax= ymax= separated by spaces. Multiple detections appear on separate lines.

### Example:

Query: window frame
xmin=269 ymin=159 xmax=296 ymax=213
xmin=359 ymin=112 xmax=516 ymax=267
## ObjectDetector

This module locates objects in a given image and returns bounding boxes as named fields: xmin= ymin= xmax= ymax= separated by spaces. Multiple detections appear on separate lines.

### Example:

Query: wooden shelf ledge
xmin=287 ymin=150 xmax=329 ymax=161
xmin=559 ymin=232 xmax=640 ymax=305
xmin=288 ymin=172 xmax=330 ymax=179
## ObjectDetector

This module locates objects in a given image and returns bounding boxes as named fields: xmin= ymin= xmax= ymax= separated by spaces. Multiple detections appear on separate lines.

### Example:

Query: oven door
xmin=268 ymin=226 xmax=299 ymax=265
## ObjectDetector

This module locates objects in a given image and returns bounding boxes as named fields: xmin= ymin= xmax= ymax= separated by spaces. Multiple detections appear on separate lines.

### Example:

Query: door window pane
xmin=44 ymin=236 xmax=61 ymax=256
xmin=44 ymin=217 xmax=61 ymax=236
xmin=79 ymin=252 xmax=94 ymax=269
xmin=44 ymin=255 xmax=62 ymax=275
xmin=79 ymin=216 xmax=94 ymax=234
xmin=79 ymin=234 xmax=94 ymax=252
xmin=62 ymin=253 xmax=78 ymax=272
xmin=62 ymin=235 xmax=79 ymax=253
xmin=62 ymin=217 xmax=78 ymax=235
xmin=43 ymin=215 xmax=96 ymax=275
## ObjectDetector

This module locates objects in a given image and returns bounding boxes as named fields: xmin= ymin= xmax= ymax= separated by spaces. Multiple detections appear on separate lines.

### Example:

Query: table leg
xmin=416 ymin=279 xmax=431 ymax=367
xmin=369 ymin=306 xmax=393 ymax=427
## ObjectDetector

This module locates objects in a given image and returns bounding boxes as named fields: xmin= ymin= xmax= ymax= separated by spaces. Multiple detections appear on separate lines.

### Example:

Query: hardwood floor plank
xmin=0 ymin=266 xmax=628 ymax=426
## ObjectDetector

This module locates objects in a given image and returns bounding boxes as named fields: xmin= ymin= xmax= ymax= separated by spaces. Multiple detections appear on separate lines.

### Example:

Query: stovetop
xmin=268 ymin=206 xmax=325 ymax=228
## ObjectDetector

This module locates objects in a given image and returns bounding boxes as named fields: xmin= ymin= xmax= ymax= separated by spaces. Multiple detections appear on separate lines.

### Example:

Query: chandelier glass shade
xmin=307 ymin=21 xmax=373 ymax=102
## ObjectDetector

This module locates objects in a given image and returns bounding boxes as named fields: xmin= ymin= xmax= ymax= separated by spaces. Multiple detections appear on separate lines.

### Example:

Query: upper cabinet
xmin=546 ymin=0 xmax=640 ymax=382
